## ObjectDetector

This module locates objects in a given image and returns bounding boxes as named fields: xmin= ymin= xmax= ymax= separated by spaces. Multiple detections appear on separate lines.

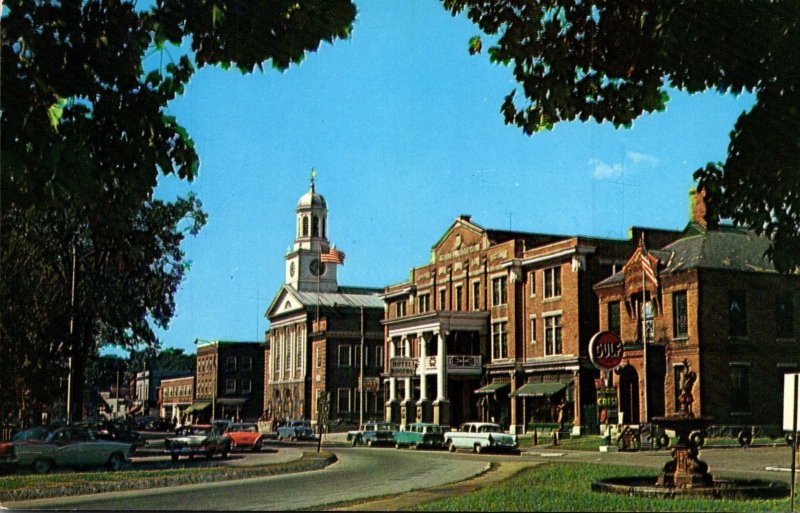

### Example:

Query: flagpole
xmin=641 ymin=236 xmax=648 ymax=423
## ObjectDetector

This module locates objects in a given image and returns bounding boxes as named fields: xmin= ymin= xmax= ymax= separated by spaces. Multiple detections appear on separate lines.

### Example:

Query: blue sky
xmin=150 ymin=1 xmax=754 ymax=354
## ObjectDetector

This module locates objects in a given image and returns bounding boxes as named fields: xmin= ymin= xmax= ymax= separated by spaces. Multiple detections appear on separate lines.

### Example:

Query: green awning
xmin=474 ymin=382 xmax=510 ymax=394
xmin=511 ymin=382 xmax=567 ymax=398
xmin=184 ymin=401 xmax=211 ymax=414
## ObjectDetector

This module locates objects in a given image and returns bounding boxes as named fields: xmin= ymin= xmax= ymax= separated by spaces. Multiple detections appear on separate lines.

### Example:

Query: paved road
xmin=5 ymin=446 xmax=489 ymax=511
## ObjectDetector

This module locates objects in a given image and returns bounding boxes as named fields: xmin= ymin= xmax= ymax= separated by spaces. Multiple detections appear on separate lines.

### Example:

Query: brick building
xmin=594 ymin=190 xmax=800 ymax=431
xmin=158 ymin=375 xmax=194 ymax=422
xmin=264 ymin=179 xmax=385 ymax=425
xmin=192 ymin=340 xmax=265 ymax=422
xmin=381 ymin=214 xmax=682 ymax=434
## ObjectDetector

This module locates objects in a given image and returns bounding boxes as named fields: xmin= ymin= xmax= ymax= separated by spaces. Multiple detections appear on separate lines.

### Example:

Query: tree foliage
xmin=444 ymin=0 xmax=800 ymax=271
xmin=2 ymin=0 xmax=356 ymax=422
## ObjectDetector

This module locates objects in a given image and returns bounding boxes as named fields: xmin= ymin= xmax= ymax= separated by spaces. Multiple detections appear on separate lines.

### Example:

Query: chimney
xmin=457 ymin=214 xmax=472 ymax=222
xmin=689 ymin=188 xmax=708 ymax=228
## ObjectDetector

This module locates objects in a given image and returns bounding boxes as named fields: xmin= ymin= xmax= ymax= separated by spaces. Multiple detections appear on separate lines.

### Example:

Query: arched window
xmin=302 ymin=216 xmax=309 ymax=237
xmin=312 ymin=215 xmax=319 ymax=237
xmin=322 ymin=217 xmax=326 ymax=238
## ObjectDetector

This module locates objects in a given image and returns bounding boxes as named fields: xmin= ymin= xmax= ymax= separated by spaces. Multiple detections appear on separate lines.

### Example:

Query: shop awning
xmin=474 ymin=382 xmax=510 ymax=394
xmin=184 ymin=401 xmax=211 ymax=414
xmin=511 ymin=382 xmax=567 ymax=398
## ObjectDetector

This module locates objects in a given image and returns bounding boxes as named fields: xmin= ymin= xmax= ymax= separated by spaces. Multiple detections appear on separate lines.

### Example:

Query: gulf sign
xmin=589 ymin=331 xmax=624 ymax=371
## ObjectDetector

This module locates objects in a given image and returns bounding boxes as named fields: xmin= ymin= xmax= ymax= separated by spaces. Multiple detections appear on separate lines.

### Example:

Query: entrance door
xmin=618 ymin=366 xmax=640 ymax=424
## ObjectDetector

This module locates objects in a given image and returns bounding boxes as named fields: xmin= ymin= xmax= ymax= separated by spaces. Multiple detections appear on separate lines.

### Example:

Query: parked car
xmin=164 ymin=424 xmax=230 ymax=461
xmin=224 ymin=423 xmax=263 ymax=451
xmin=277 ymin=420 xmax=314 ymax=441
xmin=443 ymin=422 xmax=518 ymax=454
xmin=212 ymin=419 xmax=233 ymax=433
xmin=393 ymin=423 xmax=445 ymax=450
xmin=95 ymin=421 xmax=145 ymax=453
xmin=0 ymin=427 xmax=53 ymax=473
xmin=11 ymin=425 xmax=131 ymax=474
xmin=347 ymin=421 xmax=399 ymax=447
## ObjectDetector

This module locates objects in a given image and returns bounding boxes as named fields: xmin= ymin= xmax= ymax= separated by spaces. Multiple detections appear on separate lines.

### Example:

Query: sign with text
xmin=783 ymin=373 xmax=800 ymax=431
xmin=597 ymin=387 xmax=619 ymax=425
xmin=363 ymin=377 xmax=381 ymax=392
xmin=388 ymin=357 xmax=417 ymax=378
xmin=589 ymin=331 xmax=624 ymax=371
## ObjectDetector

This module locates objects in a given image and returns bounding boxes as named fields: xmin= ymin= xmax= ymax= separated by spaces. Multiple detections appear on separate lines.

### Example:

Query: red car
xmin=224 ymin=423 xmax=263 ymax=452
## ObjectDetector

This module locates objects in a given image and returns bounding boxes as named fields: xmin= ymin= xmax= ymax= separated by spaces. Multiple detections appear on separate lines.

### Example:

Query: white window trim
xmin=529 ymin=314 xmax=537 ymax=344
xmin=491 ymin=275 xmax=508 ymax=307
xmin=529 ymin=271 xmax=536 ymax=297
xmin=471 ymin=279 xmax=481 ymax=310
xmin=337 ymin=388 xmax=351 ymax=413
xmin=543 ymin=266 xmax=562 ymax=300
xmin=491 ymin=320 xmax=509 ymax=360
xmin=338 ymin=344 xmax=352 ymax=367
xmin=543 ymin=313 xmax=563 ymax=357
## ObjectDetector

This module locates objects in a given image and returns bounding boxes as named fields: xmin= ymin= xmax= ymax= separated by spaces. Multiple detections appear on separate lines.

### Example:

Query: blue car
xmin=277 ymin=420 xmax=314 ymax=441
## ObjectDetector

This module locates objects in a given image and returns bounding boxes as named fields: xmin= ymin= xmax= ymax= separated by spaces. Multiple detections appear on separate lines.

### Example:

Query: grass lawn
xmin=414 ymin=463 xmax=790 ymax=512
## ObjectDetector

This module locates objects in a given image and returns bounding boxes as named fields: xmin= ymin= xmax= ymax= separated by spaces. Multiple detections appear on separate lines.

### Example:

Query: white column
xmin=436 ymin=331 xmax=447 ymax=401
xmin=403 ymin=336 xmax=412 ymax=402
xmin=418 ymin=332 xmax=428 ymax=401
xmin=389 ymin=338 xmax=397 ymax=401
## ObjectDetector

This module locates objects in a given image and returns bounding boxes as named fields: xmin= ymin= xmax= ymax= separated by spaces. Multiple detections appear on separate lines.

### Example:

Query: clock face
xmin=309 ymin=258 xmax=326 ymax=277
xmin=289 ymin=261 xmax=296 ymax=277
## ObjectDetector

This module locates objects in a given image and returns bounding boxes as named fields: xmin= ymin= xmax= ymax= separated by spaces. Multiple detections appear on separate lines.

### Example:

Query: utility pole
xmin=359 ymin=306 xmax=365 ymax=427
xmin=67 ymin=245 xmax=76 ymax=425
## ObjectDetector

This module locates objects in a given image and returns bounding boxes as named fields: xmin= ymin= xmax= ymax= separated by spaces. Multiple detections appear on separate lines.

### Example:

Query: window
xmin=529 ymin=272 xmax=536 ymax=296
xmin=296 ymin=333 xmax=302 ymax=370
xmin=375 ymin=345 xmax=384 ymax=368
xmin=530 ymin=317 xmax=537 ymax=344
xmin=608 ymin=301 xmax=621 ymax=336
xmin=672 ymin=292 xmax=688 ymax=338
xmin=491 ymin=321 xmax=508 ymax=360
xmin=673 ymin=364 xmax=686 ymax=412
xmin=455 ymin=285 xmax=463 ymax=311
xmin=728 ymin=290 xmax=748 ymax=337
xmin=544 ymin=267 xmax=562 ymax=299
xmin=491 ymin=276 xmax=507 ymax=306
xmin=312 ymin=215 xmax=319 ymax=237
xmin=226 ymin=356 xmax=237 ymax=372
xmin=337 ymin=388 xmax=351 ymax=413
xmin=225 ymin=379 xmax=236 ymax=394
xmin=396 ymin=301 xmax=406 ymax=317
xmin=353 ymin=346 xmax=361 ymax=368
xmin=730 ymin=364 xmax=750 ymax=412
xmin=316 ymin=346 xmax=322 ymax=368
xmin=338 ymin=345 xmax=351 ymax=367
xmin=241 ymin=379 xmax=252 ymax=394
xmin=544 ymin=315 xmax=563 ymax=356
xmin=777 ymin=293 xmax=794 ymax=339
xmin=472 ymin=281 xmax=480 ymax=310
xmin=302 ymin=216 xmax=309 ymax=237
xmin=241 ymin=356 xmax=252 ymax=372
xmin=418 ymin=294 xmax=430 ymax=313
xmin=439 ymin=288 xmax=446 ymax=309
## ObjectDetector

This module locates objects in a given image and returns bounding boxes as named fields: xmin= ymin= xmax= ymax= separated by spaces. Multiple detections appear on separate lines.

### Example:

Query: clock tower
xmin=285 ymin=175 xmax=338 ymax=292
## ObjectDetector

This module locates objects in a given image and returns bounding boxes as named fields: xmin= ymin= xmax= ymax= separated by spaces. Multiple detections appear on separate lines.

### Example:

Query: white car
xmin=443 ymin=422 xmax=518 ymax=454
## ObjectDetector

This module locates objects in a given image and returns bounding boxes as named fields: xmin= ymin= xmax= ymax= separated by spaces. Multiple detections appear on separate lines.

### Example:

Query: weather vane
xmin=310 ymin=167 xmax=317 ymax=189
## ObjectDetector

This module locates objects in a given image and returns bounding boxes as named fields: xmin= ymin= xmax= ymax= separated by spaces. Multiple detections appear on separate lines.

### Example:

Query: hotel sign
xmin=389 ymin=357 xmax=417 ymax=377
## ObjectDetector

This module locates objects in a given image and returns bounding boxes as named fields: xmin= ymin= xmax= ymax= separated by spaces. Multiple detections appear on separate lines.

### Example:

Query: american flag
xmin=641 ymin=245 xmax=658 ymax=289
xmin=321 ymin=246 xmax=345 ymax=265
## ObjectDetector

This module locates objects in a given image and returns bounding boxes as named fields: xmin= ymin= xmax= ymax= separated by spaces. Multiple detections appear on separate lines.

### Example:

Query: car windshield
xmin=426 ymin=426 xmax=442 ymax=434
xmin=230 ymin=424 xmax=257 ymax=433
xmin=178 ymin=427 xmax=211 ymax=436
xmin=291 ymin=421 xmax=309 ymax=427
xmin=479 ymin=425 xmax=502 ymax=433
xmin=12 ymin=427 xmax=51 ymax=441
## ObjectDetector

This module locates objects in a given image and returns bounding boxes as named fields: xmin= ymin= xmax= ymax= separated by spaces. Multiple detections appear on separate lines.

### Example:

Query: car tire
xmin=222 ymin=448 xmax=229 ymax=459
xmin=188 ymin=454 xmax=194 ymax=460
xmin=395 ymin=442 xmax=402 ymax=449
xmin=474 ymin=444 xmax=482 ymax=454
xmin=291 ymin=435 xmax=297 ymax=442
xmin=413 ymin=443 xmax=421 ymax=451
xmin=448 ymin=441 xmax=456 ymax=453
xmin=252 ymin=444 xmax=261 ymax=452
xmin=171 ymin=454 xmax=179 ymax=462
xmin=367 ymin=440 xmax=374 ymax=447
xmin=206 ymin=450 xmax=215 ymax=460
xmin=107 ymin=453 xmax=125 ymax=471
xmin=352 ymin=437 xmax=359 ymax=447
xmin=33 ymin=459 xmax=53 ymax=475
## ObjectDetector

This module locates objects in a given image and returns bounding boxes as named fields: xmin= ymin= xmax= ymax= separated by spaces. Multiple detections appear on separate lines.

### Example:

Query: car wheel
xmin=395 ymin=442 xmax=402 ymax=449
xmin=352 ymin=437 xmax=359 ymax=447
xmin=107 ymin=453 xmax=125 ymax=471
xmin=206 ymin=450 xmax=215 ymax=460
xmin=413 ymin=443 xmax=421 ymax=451
xmin=171 ymin=454 xmax=179 ymax=462
xmin=474 ymin=444 xmax=483 ymax=454
xmin=34 ymin=459 xmax=53 ymax=474
xmin=252 ymin=444 xmax=261 ymax=452
xmin=188 ymin=454 xmax=194 ymax=460
xmin=291 ymin=435 xmax=297 ymax=442
xmin=448 ymin=441 xmax=456 ymax=453
xmin=367 ymin=440 xmax=374 ymax=447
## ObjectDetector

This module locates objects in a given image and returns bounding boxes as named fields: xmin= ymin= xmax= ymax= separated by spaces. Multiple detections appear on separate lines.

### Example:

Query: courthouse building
xmin=594 ymin=189 xmax=800 ymax=432
xmin=381 ymin=214 xmax=683 ymax=434
xmin=264 ymin=179 xmax=385 ymax=424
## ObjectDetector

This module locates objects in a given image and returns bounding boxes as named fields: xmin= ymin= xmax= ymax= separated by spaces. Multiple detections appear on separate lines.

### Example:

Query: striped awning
xmin=511 ymin=382 xmax=567 ymax=398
